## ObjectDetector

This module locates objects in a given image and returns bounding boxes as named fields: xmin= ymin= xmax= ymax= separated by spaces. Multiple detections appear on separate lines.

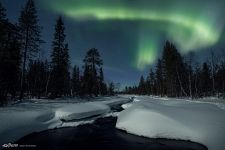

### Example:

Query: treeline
xmin=0 ymin=0 xmax=114 ymax=105
xmin=124 ymin=41 xmax=225 ymax=98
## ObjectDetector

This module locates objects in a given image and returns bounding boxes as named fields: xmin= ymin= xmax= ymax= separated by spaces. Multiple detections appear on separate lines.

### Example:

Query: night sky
xmin=2 ymin=0 xmax=225 ymax=88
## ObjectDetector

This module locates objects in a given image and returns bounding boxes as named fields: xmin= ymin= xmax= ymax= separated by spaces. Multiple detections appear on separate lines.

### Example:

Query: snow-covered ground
xmin=0 ymin=96 xmax=130 ymax=147
xmin=116 ymin=96 xmax=225 ymax=150
xmin=1 ymin=95 xmax=224 ymax=150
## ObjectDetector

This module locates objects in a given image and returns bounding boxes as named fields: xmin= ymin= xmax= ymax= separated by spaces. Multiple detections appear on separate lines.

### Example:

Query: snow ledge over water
xmin=116 ymin=96 xmax=225 ymax=150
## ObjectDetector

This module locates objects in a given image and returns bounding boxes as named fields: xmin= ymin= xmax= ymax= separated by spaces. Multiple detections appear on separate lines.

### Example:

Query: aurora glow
xmin=41 ymin=0 xmax=225 ymax=70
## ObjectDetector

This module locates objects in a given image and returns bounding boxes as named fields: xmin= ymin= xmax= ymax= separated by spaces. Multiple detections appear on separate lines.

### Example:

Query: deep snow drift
xmin=0 ymin=96 xmax=130 ymax=147
xmin=116 ymin=96 xmax=225 ymax=150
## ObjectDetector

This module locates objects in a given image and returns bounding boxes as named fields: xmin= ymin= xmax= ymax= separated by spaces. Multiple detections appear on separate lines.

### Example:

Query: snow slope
xmin=0 ymin=96 xmax=129 ymax=147
xmin=116 ymin=96 xmax=225 ymax=150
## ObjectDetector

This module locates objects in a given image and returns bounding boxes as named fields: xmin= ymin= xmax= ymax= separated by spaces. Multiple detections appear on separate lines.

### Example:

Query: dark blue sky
xmin=2 ymin=0 xmax=225 ymax=88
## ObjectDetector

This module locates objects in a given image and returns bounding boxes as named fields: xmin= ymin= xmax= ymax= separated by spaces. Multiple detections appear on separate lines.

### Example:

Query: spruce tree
xmin=19 ymin=0 xmax=42 ymax=99
xmin=83 ymin=48 xmax=103 ymax=96
xmin=72 ymin=65 xmax=80 ymax=96
xmin=99 ymin=67 xmax=107 ymax=95
xmin=0 ymin=2 xmax=7 ymax=48
xmin=146 ymin=69 xmax=155 ymax=95
xmin=108 ymin=82 xmax=115 ymax=96
xmin=138 ymin=75 xmax=146 ymax=95
xmin=81 ymin=63 xmax=92 ymax=96
xmin=162 ymin=41 xmax=187 ymax=97
xmin=200 ymin=62 xmax=211 ymax=96
xmin=27 ymin=60 xmax=48 ymax=98
xmin=156 ymin=59 xmax=164 ymax=96
xmin=50 ymin=16 xmax=70 ymax=98
xmin=0 ymin=3 xmax=21 ymax=104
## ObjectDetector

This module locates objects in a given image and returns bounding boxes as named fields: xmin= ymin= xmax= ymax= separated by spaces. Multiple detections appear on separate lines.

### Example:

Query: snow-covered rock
xmin=116 ymin=96 xmax=225 ymax=150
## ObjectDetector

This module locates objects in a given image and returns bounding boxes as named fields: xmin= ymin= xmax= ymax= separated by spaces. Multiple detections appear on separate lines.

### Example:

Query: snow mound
xmin=55 ymin=102 xmax=110 ymax=121
xmin=116 ymin=97 xmax=225 ymax=150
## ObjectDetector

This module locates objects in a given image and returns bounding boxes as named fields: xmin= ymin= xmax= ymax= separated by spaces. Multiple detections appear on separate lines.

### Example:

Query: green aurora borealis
xmin=2 ymin=0 xmax=224 ymax=86
xmin=42 ymin=0 xmax=225 ymax=70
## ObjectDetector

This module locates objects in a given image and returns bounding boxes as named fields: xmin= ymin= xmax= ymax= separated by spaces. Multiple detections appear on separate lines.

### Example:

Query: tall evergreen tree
xmin=83 ymin=48 xmax=103 ymax=96
xmin=27 ymin=60 xmax=49 ymax=98
xmin=138 ymin=75 xmax=146 ymax=95
xmin=49 ymin=16 xmax=70 ymax=98
xmin=72 ymin=65 xmax=80 ymax=96
xmin=186 ymin=52 xmax=195 ymax=98
xmin=99 ymin=67 xmax=107 ymax=95
xmin=200 ymin=62 xmax=211 ymax=96
xmin=0 ymin=2 xmax=7 ymax=48
xmin=193 ymin=63 xmax=201 ymax=97
xmin=162 ymin=41 xmax=187 ymax=97
xmin=18 ymin=0 xmax=42 ymax=99
xmin=0 ymin=3 xmax=21 ymax=104
xmin=156 ymin=59 xmax=164 ymax=96
xmin=108 ymin=82 xmax=115 ymax=96
xmin=146 ymin=69 xmax=155 ymax=95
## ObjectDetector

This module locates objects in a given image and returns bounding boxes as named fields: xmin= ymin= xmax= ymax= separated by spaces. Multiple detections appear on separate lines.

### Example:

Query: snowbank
xmin=55 ymin=102 xmax=110 ymax=121
xmin=0 ymin=96 xmax=129 ymax=147
xmin=116 ymin=97 xmax=225 ymax=150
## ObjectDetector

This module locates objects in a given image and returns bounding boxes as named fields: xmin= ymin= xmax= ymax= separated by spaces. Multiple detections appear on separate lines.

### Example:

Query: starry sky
xmin=2 ymin=0 xmax=225 ymax=88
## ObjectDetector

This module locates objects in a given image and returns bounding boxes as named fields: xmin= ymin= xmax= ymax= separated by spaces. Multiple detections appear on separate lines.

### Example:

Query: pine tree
xmin=200 ymin=62 xmax=211 ymax=96
xmin=216 ymin=62 xmax=225 ymax=95
xmin=162 ymin=41 xmax=187 ymax=97
xmin=80 ymin=63 xmax=92 ymax=96
xmin=83 ymin=48 xmax=103 ymax=96
xmin=192 ymin=63 xmax=201 ymax=98
xmin=138 ymin=75 xmax=146 ymax=95
xmin=0 ymin=37 xmax=21 ymax=104
xmin=146 ymin=69 xmax=155 ymax=95
xmin=156 ymin=59 xmax=164 ymax=96
xmin=0 ymin=2 xmax=7 ymax=48
xmin=49 ymin=16 xmax=70 ymax=98
xmin=186 ymin=52 xmax=195 ymax=98
xmin=99 ymin=67 xmax=107 ymax=95
xmin=0 ymin=3 xmax=21 ymax=104
xmin=19 ymin=0 xmax=42 ymax=99
xmin=72 ymin=65 xmax=80 ymax=96
xmin=27 ymin=60 xmax=48 ymax=98
xmin=108 ymin=82 xmax=115 ymax=96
